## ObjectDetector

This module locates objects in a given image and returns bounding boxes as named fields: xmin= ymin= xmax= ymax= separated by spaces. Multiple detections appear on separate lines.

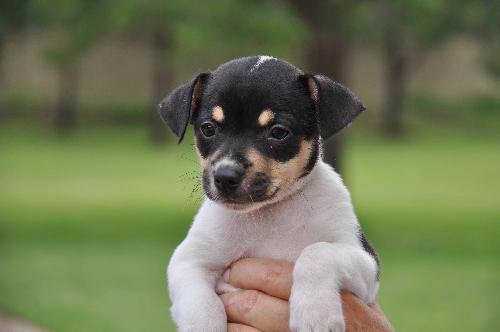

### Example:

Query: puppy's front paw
xmin=172 ymin=296 xmax=227 ymax=332
xmin=289 ymin=293 xmax=345 ymax=332
xmin=215 ymin=272 xmax=240 ymax=295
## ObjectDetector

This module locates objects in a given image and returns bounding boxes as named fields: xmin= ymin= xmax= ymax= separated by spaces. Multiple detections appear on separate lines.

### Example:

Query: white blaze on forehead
xmin=258 ymin=109 xmax=275 ymax=127
xmin=212 ymin=106 xmax=224 ymax=123
xmin=250 ymin=55 xmax=276 ymax=73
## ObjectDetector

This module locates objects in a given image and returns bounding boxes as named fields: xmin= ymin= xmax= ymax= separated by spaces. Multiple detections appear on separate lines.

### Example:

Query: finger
xmin=228 ymin=323 xmax=262 ymax=332
xmin=227 ymin=258 xmax=293 ymax=300
xmin=220 ymin=290 xmax=290 ymax=332
xmin=340 ymin=291 xmax=394 ymax=332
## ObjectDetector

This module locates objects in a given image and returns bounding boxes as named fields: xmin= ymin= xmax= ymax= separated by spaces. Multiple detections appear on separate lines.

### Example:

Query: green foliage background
xmin=1 ymin=110 xmax=499 ymax=331
xmin=0 ymin=0 xmax=499 ymax=331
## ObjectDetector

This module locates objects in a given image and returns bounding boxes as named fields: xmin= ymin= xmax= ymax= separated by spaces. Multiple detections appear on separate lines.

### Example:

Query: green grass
xmin=1 ymin=120 xmax=499 ymax=332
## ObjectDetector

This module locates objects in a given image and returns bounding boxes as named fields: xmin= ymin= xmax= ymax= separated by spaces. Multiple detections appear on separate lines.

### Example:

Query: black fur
xmin=307 ymin=74 xmax=366 ymax=139
xmin=159 ymin=56 xmax=365 ymax=203
xmin=194 ymin=57 xmax=315 ymax=164
xmin=159 ymin=56 xmax=364 ymax=149
xmin=158 ymin=73 xmax=208 ymax=143
xmin=300 ymin=138 xmax=320 ymax=178
xmin=359 ymin=230 xmax=380 ymax=280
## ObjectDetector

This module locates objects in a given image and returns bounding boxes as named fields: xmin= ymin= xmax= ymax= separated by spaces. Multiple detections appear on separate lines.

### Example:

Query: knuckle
xmin=261 ymin=264 xmax=282 ymax=285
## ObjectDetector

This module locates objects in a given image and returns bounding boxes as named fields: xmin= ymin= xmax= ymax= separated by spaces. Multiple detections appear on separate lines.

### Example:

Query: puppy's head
xmin=159 ymin=56 xmax=364 ymax=211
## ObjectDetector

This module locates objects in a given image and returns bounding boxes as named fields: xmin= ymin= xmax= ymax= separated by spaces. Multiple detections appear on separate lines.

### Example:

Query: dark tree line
xmin=1 ymin=0 xmax=497 ymax=171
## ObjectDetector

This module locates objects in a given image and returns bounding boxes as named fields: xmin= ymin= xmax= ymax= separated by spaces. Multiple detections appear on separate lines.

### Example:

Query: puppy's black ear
xmin=158 ymin=73 xmax=209 ymax=143
xmin=302 ymin=74 xmax=365 ymax=139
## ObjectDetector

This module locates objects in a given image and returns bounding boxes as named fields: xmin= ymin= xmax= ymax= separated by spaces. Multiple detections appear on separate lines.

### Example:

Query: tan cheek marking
xmin=212 ymin=106 xmax=224 ymax=123
xmin=246 ymin=140 xmax=313 ymax=192
xmin=195 ymin=137 xmax=221 ymax=171
xmin=198 ymin=153 xmax=209 ymax=169
xmin=245 ymin=148 xmax=269 ymax=189
xmin=269 ymin=140 xmax=313 ymax=186
xmin=194 ymin=139 xmax=209 ymax=170
xmin=258 ymin=109 xmax=274 ymax=127
xmin=247 ymin=149 xmax=268 ymax=174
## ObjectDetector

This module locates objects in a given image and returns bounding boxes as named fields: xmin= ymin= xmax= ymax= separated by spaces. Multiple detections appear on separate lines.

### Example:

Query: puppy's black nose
xmin=214 ymin=166 xmax=244 ymax=194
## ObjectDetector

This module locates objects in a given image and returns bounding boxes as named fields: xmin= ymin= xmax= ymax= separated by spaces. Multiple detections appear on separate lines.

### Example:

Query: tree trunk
xmin=287 ymin=0 xmax=350 ymax=174
xmin=0 ymin=32 xmax=5 ymax=91
xmin=54 ymin=60 xmax=79 ymax=135
xmin=383 ymin=42 xmax=407 ymax=137
xmin=151 ymin=29 xmax=172 ymax=145
xmin=381 ymin=2 xmax=408 ymax=137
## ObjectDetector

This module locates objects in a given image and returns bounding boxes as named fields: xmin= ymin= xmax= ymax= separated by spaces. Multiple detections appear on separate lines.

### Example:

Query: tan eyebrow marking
xmin=212 ymin=106 xmax=224 ymax=123
xmin=258 ymin=109 xmax=275 ymax=127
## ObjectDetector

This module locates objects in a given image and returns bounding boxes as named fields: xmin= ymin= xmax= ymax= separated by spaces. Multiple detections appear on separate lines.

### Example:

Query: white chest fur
xmin=186 ymin=161 xmax=361 ymax=263
xmin=167 ymin=161 xmax=379 ymax=332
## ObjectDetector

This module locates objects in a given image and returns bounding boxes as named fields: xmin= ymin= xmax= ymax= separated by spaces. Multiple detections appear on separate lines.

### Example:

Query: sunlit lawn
xmin=0 ymin=118 xmax=499 ymax=331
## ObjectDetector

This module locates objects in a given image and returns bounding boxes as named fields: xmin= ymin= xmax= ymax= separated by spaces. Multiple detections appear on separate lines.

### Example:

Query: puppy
xmin=159 ymin=56 xmax=379 ymax=332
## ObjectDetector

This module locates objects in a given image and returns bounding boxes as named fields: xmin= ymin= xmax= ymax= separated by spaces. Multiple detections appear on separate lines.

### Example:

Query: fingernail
xmin=223 ymin=268 xmax=230 ymax=283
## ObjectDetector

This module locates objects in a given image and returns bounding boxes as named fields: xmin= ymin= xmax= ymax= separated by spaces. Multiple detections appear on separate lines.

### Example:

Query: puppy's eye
xmin=269 ymin=125 xmax=290 ymax=140
xmin=200 ymin=122 xmax=216 ymax=137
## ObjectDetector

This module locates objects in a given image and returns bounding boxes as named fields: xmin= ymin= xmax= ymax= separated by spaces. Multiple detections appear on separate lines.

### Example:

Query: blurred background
xmin=0 ymin=0 xmax=499 ymax=331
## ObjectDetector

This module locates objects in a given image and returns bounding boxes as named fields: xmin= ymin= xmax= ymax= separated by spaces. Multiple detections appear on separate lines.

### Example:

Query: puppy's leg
xmin=168 ymin=242 xmax=229 ymax=332
xmin=289 ymin=242 xmax=379 ymax=332
xmin=215 ymin=271 xmax=240 ymax=294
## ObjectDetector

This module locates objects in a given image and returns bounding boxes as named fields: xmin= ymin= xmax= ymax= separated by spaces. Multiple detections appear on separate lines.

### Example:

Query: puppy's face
xmin=194 ymin=67 xmax=318 ymax=209
xmin=159 ymin=56 xmax=364 ymax=211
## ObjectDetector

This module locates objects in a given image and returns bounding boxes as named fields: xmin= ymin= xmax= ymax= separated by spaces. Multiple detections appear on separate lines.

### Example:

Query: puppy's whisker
xmin=277 ymin=177 xmax=314 ymax=216
xmin=242 ymin=186 xmax=265 ymax=224
xmin=177 ymin=170 xmax=201 ymax=183
xmin=177 ymin=151 xmax=199 ymax=164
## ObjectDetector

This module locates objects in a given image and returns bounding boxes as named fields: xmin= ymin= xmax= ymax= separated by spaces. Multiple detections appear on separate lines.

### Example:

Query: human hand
xmin=219 ymin=258 xmax=394 ymax=332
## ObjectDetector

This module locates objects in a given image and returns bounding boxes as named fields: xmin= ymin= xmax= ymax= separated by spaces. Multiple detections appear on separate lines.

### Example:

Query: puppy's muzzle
xmin=213 ymin=165 xmax=244 ymax=195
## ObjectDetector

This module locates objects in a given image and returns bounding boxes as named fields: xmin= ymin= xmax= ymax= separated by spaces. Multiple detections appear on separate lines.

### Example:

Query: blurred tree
xmin=109 ymin=0 xmax=181 ymax=144
xmin=377 ymin=0 xmax=493 ymax=136
xmin=286 ymin=0 xmax=370 ymax=173
xmin=0 ymin=1 xmax=32 ymax=90
xmin=111 ymin=0 xmax=304 ymax=145
xmin=475 ymin=0 xmax=500 ymax=80
xmin=30 ymin=0 xmax=112 ymax=134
